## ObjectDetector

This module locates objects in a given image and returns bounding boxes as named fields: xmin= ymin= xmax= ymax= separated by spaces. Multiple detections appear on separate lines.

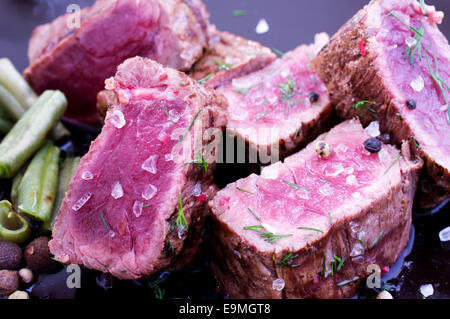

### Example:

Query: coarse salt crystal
xmin=439 ymin=226 xmax=450 ymax=242
xmin=352 ymin=192 xmax=361 ymax=199
xmin=405 ymin=36 xmax=417 ymax=48
xmin=104 ymin=77 xmax=115 ymax=90
xmin=350 ymin=242 xmax=364 ymax=257
xmin=326 ymin=163 xmax=345 ymax=177
xmin=110 ymin=110 xmax=126 ymax=129
xmin=169 ymin=110 xmax=181 ymax=123
xmin=142 ymin=155 xmax=157 ymax=174
xmin=346 ymin=175 xmax=358 ymax=186
xmin=318 ymin=183 xmax=334 ymax=197
xmin=72 ymin=193 xmax=92 ymax=211
xmin=261 ymin=223 xmax=277 ymax=234
xmin=255 ymin=19 xmax=269 ymax=34
xmin=165 ymin=153 xmax=173 ymax=162
xmin=193 ymin=182 xmax=202 ymax=197
xmin=133 ymin=201 xmax=143 ymax=218
xmin=378 ymin=148 xmax=391 ymax=163
xmin=411 ymin=76 xmax=424 ymax=92
xmin=272 ymin=278 xmax=285 ymax=291
xmin=365 ymin=121 xmax=380 ymax=137
xmin=420 ymin=284 xmax=434 ymax=297
xmin=111 ymin=181 xmax=124 ymax=199
xmin=81 ymin=171 xmax=94 ymax=181
xmin=440 ymin=104 xmax=449 ymax=112
xmin=142 ymin=184 xmax=157 ymax=200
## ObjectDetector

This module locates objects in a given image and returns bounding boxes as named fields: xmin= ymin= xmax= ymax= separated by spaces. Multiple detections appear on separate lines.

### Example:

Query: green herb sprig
xmin=213 ymin=59 xmax=233 ymax=71
xmin=283 ymin=180 xmax=310 ymax=192
xmin=243 ymin=225 xmax=292 ymax=243
xmin=352 ymin=100 xmax=379 ymax=121
xmin=175 ymin=192 xmax=188 ymax=233
xmin=277 ymin=252 xmax=300 ymax=268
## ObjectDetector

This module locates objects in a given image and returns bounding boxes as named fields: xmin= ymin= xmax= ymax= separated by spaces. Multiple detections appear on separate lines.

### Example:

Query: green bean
xmin=17 ymin=142 xmax=60 ymax=222
xmin=41 ymin=156 xmax=80 ymax=233
xmin=0 ymin=90 xmax=67 ymax=179
xmin=0 ymin=116 xmax=13 ymax=135
xmin=0 ymin=58 xmax=37 ymax=110
xmin=0 ymin=59 xmax=70 ymax=141
xmin=0 ymin=84 xmax=26 ymax=121
xmin=0 ymin=200 xmax=31 ymax=244
xmin=10 ymin=166 xmax=26 ymax=208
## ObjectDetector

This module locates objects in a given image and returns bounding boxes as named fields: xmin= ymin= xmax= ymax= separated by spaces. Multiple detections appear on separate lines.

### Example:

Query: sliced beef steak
xmin=49 ymin=57 xmax=227 ymax=280
xmin=217 ymin=33 xmax=335 ymax=164
xmin=24 ymin=0 xmax=210 ymax=124
xmin=312 ymin=0 xmax=450 ymax=209
xmin=209 ymin=120 xmax=422 ymax=299
xmin=189 ymin=26 xmax=276 ymax=88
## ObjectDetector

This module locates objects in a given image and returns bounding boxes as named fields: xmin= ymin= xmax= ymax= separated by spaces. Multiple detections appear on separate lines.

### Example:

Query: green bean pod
xmin=0 ymin=59 xmax=70 ymax=141
xmin=0 ymin=90 xmax=67 ymax=179
xmin=17 ymin=142 xmax=60 ymax=222
xmin=0 ymin=58 xmax=37 ymax=110
xmin=41 ymin=156 xmax=80 ymax=233
xmin=0 ymin=200 xmax=31 ymax=244
xmin=10 ymin=166 xmax=26 ymax=208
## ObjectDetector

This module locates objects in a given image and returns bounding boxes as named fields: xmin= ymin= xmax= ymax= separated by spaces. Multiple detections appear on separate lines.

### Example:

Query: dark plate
xmin=0 ymin=0 xmax=449 ymax=300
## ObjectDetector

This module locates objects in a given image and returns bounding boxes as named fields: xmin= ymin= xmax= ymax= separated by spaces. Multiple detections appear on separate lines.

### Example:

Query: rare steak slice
xmin=24 ymin=0 xmax=210 ymax=124
xmin=217 ymin=33 xmax=335 ymax=164
xmin=209 ymin=120 xmax=422 ymax=299
xmin=189 ymin=26 xmax=276 ymax=88
xmin=49 ymin=57 xmax=227 ymax=279
xmin=312 ymin=0 xmax=450 ymax=209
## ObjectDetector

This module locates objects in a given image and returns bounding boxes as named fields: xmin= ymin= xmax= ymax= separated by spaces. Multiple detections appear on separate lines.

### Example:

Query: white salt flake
xmin=411 ymin=76 xmax=425 ymax=92
xmin=405 ymin=36 xmax=417 ymax=48
xmin=110 ymin=110 xmax=126 ymax=129
xmin=255 ymin=19 xmax=269 ymax=34
xmin=272 ymin=278 xmax=285 ymax=291
xmin=81 ymin=171 xmax=94 ymax=181
xmin=352 ymin=192 xmax=361 ymax=199
xmin=165 ymin=153 xmax=173 ymax=162
xmin=169 ymin=110 xmax=181 ymax=123
xmin=378 ymin=148 xmax=391 ymax=164
xmin=439 ymin=226 xmax=450 ymax=242
xmin=326 ymin=163 xmax=345 ymax=177
xmin=133 ymin=201 xmax=143 ymax=218
xmin=111 ymin=181 xmax=124 ymax=199
xmin=193 ymin=182 xmax=202 ymax=197
xmin=72 ymin=193 xmax=92 ymax=211
xmin=365 ymin=121 xmax=380 ymax=137
xmin=104 ymin=77 xmax=115 ymax=90
xmin=261 ymin=223 xmax=277 ymax=234
xmin=142 ymin=155 xmax=158 ymax=174
xmin=345 ymin=167 xmax=355 ymax=175
xmin=350 ymin=242 xmax=364 ymax=257
xmin=318 ymin=184 xmax=334 ymax=197
xmin=420 ymin=284 xmax=434 ymax=298
xmin=142 ymin=184 xmax=157 ymax=200
xmin=346 ymin=175 xmax=358 ymax=186
xmin=440 ymin=104 xmax=449 ymax=112
xmin=233 ymin=250 xmax=242 ymax=259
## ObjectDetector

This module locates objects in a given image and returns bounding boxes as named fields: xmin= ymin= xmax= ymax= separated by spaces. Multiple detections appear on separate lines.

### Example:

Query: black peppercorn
xmin=364 ymin=138 xmax=382 ymax=153
xmin=406 ymin=99 xmax=417 ymax=110
xmin=309 ymin=91 xmax=319 ymax=103
xmin=376 ymin=133 xmax=391 ymax=144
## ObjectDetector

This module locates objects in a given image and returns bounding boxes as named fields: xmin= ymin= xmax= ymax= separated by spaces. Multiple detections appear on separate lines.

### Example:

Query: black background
xmin=1 ymin=0 xmax=450 ymax=71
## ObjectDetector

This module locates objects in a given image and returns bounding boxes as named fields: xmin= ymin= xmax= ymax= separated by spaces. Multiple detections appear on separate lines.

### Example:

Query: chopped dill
xmin=162 ymin=104 xmax=169 ymax=118
xmin=294 ymin=124 xmax=302 ymax=139
xmin=283 ymin=180 xmax=310 ymax=192
xmin=419 ymin=0 xmax=426 ymax=16
xmin=336 ymin=276 xmax=359 ymax=287
xmin=99 ymin=211 xmax=108 ymax=231
xmin=330 ymin=254 xmax=345 ymax=276
xmin=213 ymin=59 xmax=233 ymax=71
xmin=184 ymin=151 xmax=208 ymax=173
xmin=352 ymin=100 xmax=379 ymax=121
xmin=384 ymin=153 xmax=402 ymax=176
xmin=142 ymin=204 xmax=153 ymax=208
xmin=198 ymin=73 xmax=213 ymax=83
xmin=411 ymin=137 xmax=420 ymax=148
xmin=175 ymin=192 xmax=188 ymax=233
xmin=248 ymin=208 xmax=260 ymax=221
xmin=256 ymin=104 xmax=278 ymax=121
xmin=243 ymin=225 xmax=292 ymax=243
xmin=321 ymin=177 xmax=330 ymax=184
xmin=277 ymin=252 xmax=300 ymax=268
xmin=297 ymin=227 xmax=324 ymax=234
xmin=272 ymin=48 xmax=285 ymax=57
xmin=177 ymin=109 xmax=202 ymax=144
xmin=278 ymin=77 xmax=296 ymax=116
xmin=402 ymin=25 xmax=424 ymax=66
xmin=233 ymin=82 xmax=260 ymax=95
xmin=328 ymin=212 xmax=333 ymax=226
xmin=236 ymin=187 xmax=255 ymax=195
xmin=233 ymin=9 xmax=246 ymax=17
xmin=369 ymin=231 xmax=384 ymax=250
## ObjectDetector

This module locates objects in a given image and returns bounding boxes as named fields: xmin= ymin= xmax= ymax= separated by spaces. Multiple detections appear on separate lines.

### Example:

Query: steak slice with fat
xmin=50 ymin=57 xmax=227 ymax=280
xmin=209 ymin=120 xmax=422 ymax=298
xmin=24 ymin=0 xmax=210 ymax=124
xmin=217 ymin=33 xmax=335 ymax=164
xmin=312 ymin=0 xmax=450 ymax=209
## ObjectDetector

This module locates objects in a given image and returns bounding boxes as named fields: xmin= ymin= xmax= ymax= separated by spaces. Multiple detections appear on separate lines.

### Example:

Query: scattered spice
xmin=406 ymin=99 xmax=417 ymax=110
xmin=363 ymin=137 xmax=382 ymax=153
xmin=315 ymin=141 xmax=331 ymax=158
xmin=359 ymin=40 xmax=366 ymax=57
